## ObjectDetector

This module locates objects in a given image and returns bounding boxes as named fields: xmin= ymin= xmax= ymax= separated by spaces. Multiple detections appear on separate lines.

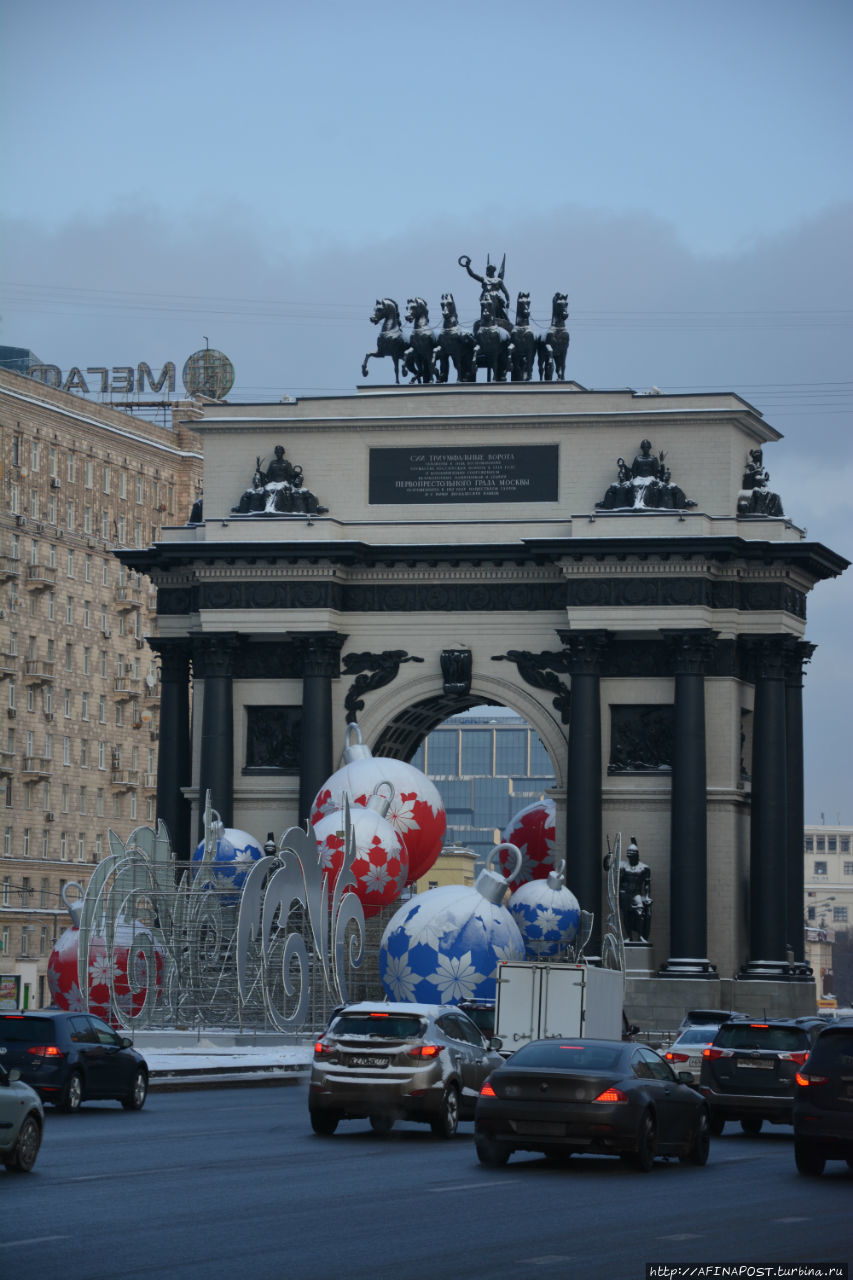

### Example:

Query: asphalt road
xmin=2 ymin=1082 xmax=850 ymax=1280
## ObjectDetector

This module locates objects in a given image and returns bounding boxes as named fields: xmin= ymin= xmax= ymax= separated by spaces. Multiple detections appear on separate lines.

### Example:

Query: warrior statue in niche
xmin=596 ymin=439 xmax=696 ymax=511
xmin=619 ymin=838 xmax=652 ymax=942
xmin=737 ymin=447 xmax=784 ymax=517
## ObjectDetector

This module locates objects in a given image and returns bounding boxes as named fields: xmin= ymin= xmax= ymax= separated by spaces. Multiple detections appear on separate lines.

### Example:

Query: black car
xmin=792 ymin=1020 xmax=853 ymax=1176
xmin=474 ymin=1037 xmax=710 ymax=1171
xmin=698 ymin=1016 xmax=826 ymax=1135
xmin=0 ymin=1011 xmax=148 ymax=1112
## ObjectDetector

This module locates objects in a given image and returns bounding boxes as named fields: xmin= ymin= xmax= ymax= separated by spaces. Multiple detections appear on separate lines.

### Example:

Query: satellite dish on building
xmin=182 ymin=348 xmax=235 ymax=400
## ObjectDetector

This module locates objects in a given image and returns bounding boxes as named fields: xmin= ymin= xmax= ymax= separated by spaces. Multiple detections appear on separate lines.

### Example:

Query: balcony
xmin=21 ymin=756 xmax=52 ymax=780
xmin=142 ymin=773 xmax=157 ymax=791
xmin=0 ymin=651 xmax=16 ymax=680
xmin=113 ymin=676 xmax=141 ymax=702
xmin=0 ymin=555 xmax=21 ymax=583
xmin=23 ymin=659 xmax=55 ymax=686
xmin=25 ymin=564 xmax=57 ymax=592
xmin=0 ymin=748 xmax=14 ymax=777
xmin=110 ymin=768 xmax=140 ymax=791
xmin=115 ymin=586 xmax=144 ymax=612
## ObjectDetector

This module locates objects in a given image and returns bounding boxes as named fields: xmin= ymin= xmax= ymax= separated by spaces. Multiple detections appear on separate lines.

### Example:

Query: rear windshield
xmin=715 ymin=1024 xmax=806 ymax=1051
xmin=330 ymin=1014 xmax=425 ymax=1039
xmin=0 ymin=1016 xmax=55 ymax=1042
xmin=676 ymin=1028 xmax=717 ymax=1045
xmin=510 ymin=1041 xmax=625 ymax=1071
xmin=808 ymin=1030 xmax=853 ymax=1071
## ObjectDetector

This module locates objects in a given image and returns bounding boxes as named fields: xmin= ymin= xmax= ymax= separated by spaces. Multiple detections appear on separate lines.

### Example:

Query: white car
xmin=0 ymin=1061 xmax=44 ymax=1173
xmin=664 ymin=1026 xmax=718 ymax=1076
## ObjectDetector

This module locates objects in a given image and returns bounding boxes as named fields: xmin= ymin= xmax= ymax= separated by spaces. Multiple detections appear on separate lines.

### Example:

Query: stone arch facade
xmin=122 ymin=383 xmax=847 ymax=1018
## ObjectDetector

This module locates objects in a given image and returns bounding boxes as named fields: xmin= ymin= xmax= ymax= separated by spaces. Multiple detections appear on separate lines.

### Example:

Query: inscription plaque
xmin=369 ymin=444 xmax=559 ymax=505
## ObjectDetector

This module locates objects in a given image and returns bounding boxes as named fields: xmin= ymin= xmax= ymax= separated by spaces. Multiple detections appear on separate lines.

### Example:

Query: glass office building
xmin=410 ymin=707 xmax=555 ymax=869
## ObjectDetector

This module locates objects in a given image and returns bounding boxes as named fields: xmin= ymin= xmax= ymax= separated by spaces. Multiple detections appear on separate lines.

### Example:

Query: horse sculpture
xmin=474 ymin=296 xmax=511 ymax=383
xmin=435 ymin=292 xmax=476 ymax=383
xmin=538 ymin=292 xmax=570 ymax=382
xmin=510 ymin=292 xmax=537 ymax=382
xmin=362 ymin=298 xmax=408 ymax=384
xmin=403 ymin=297 xmax=437 ymax=384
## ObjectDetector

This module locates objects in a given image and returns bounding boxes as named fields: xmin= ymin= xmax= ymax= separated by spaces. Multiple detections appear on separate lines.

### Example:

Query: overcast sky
xmin=1 ymin=0 xmax=850 ymax=822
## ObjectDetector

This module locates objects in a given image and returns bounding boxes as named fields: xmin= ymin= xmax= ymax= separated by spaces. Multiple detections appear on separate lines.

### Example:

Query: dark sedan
xmin=0 ymin=1011 xmax=148 ymax=1112
xmin=474 ymin=1037 xmax=710 ymax=1171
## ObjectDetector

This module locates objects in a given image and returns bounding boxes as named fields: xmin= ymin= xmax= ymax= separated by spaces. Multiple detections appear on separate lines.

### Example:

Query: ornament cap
xmin=365 ymin=780 xmax=394 ymax=818
xmin=476 ymin=842 xmax=522 ymax=903
xmin=342 ymin=722 xmax=374 ymax=763
xmin=62 ymin=881 xmax=85 ymax=927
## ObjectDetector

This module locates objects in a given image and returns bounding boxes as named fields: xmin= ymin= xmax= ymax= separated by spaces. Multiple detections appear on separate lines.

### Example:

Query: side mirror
xmin=490 ymin=1036 xmax=503 ymax=1052
xmin=120 ymin=1036 xmax=133 ymax=1050
xmin=678 ymin=1070 xmax=695 ymax=1085
xmin=9 ymin=1068 xmax=22 ymax=1083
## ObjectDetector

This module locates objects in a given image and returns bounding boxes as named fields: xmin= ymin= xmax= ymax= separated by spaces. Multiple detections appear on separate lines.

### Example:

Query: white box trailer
xmin=494 ymin=961 xmax=624 ymax=1053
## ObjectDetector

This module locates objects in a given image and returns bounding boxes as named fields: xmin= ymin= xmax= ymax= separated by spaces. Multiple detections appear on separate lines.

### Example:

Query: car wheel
xmin=680 ymin=1108 xmax=710 ymax=1166
xmin=430 ymin=1084 xmax=460 ymax=1138
xmin=60 ymin=1070 xmax=83 ymax=1113
xmin=632 ymin=1109 xmax=656 ymax=1172
xmin=740 ymin=1116 xmax=762 ymax=1137
xmin=4 ymin=1114 xmax=41 ymax=1173
xmin=794 ymin=1140 xmax=825 ymax=1177
xmin=310 ymin=1110 xmax=340 ymax=1136
xmin=369 ymin=1113 xmax=395 ymax=1136
xmin=122 ymin=1068 xmax=148 ymax=1111
xmin=475 ymin=1132 xmax=510 ymax=1167
xmin=709 ymin=1113 xmax=726 ymax=1136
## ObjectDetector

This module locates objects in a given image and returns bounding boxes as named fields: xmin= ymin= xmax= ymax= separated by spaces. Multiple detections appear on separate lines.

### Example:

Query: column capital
xmin=556 ymin=629 xmax=611 ymax=675
xmin=293 ymin=631 xmax=347 ymax=679
xmin=782 ymin=639 xmax=817 ymax=686
xmin=741 ymin=633 xmax=790 ymax=682
xmin=147 ymin=637 xmax=192 ymax=681
xmin=662 ymin=628 xmax=718 ymax=675
xmin=191 ymin=633 xmax=241 ymax=679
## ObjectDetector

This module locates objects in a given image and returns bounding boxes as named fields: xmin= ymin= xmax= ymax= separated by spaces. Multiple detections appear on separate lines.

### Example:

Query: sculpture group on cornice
xmin=231 ymin=445 xmax=327 ymax=516
xmin=596 ymin=439 xmax=697 ymax=511
xmin=361 ymin=252 xmax=570 ymax=385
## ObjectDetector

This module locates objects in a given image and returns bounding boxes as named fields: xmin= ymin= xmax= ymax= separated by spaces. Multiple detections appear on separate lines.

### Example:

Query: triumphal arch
xmin=122 ymin=379 xmax=847 ymax=1023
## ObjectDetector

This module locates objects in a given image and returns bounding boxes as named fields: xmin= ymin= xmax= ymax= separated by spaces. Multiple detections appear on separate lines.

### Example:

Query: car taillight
xmin=406 ymin=1044 xmax=443 ymax=1059
xmin=795 ymin=1071 xmax=828 ymax=1087
xmin=702 ymin=1047 xmax=730 ymax=1060
xmin=665 ymin=1052 xmax=689 ymax=1062
xmin=27 ymin=1044 xmax=64 ymax=1058
xmin=594 ymin=1087 xmax=628 ymax=1103
xmin=778 ymin=1050 xmax=809 ymax=1065
xmin=313 ymin=1040 xmax=335 ymax=1058
xmin=479 ymin=1082 xmax=496 ymax=1097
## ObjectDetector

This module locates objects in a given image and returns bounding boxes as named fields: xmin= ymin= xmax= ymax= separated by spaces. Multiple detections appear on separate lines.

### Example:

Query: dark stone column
xmin=741 ymin=636 xmax=797 ymax=979
xmin=193 ymin=634 xmax=240 ymax=837
xmin=660 ymin=630 xmax=717 ymax=977
xmin=785 ymin=641 xmax=815 ymax=965
xmin=557 ymin=630 xmax=610 ymax=958
xmin=148 ymin=639 xmax=192 ymax=872
xmin=295 ymin=632 xmax=346 ymax=823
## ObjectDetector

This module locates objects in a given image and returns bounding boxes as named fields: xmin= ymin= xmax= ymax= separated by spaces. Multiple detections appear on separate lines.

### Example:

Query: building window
xmin=80 ymin=740 xmax=87 ymax=767
xmin=816 ymin=837 xmax=825 ymax=852
xmin=842 ymin=837 xmax=851 ymax=853
xmin=77 ymin=833 xmax=85 ymax=862
xmin=60 ymin=831 xmax=67 ymax=860
xmin=83 ymin=505 xmax=91 ymax=534
xmin=828 ymin=837 xmax=837 ymax=853
xmin=136 ymin=475 xmax=144 ymax=504
xmin=103 ymin=465 xmax=110 ymax=495
xmin=66 ymin=501 xmax=75 ymax=531
xmin=844 ymin=862 xmax=853 ymax=876
xmin=65 ymin=643 xmax=73 ymax=671
xmin=85 ymin=460 xmax=93 ymax=489
xmin=95 ymin=833 xmax=102 ymax=860
xmin=813 ymin=861 xmax=827 ymax=875
xmin=22 ymin=828 xmax=29 ymax=857
xmin=82 ymin=601 xmax=90 ymax=629
xmin=81 ymin=692 xmax=88 ymax=721
xmin=64 ymin=689 xmax=71 ymax=718
xmin=833 ymin=907 xmax=848 ymax=924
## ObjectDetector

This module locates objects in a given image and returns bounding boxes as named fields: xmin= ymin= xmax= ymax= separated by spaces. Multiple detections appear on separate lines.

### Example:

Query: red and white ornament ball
xmin=498 ymin=796 xmax=557 ymax=892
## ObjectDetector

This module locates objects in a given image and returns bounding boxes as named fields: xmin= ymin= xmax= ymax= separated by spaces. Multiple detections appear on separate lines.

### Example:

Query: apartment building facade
xmin=0 ymin=367 xmax=202 ymax=1008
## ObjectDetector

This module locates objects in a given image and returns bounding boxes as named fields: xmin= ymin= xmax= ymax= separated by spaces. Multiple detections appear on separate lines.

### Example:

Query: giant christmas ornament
xmin=508 ymin=862 xmax=581 ymax=959
xmin=312 ymin=783 xmax=408 ymax=918
xmin=379 ymin=844 xmax=526 ymax=1004
xmin=499 ymin=796 xmax=557 ymax=891
xmin=48 ymin=890 xmax=163 ymax=1024
xmin=191 ymin=827 xmax=265 ymax=905
xmin=311 ymin=724 xmax=446 ymax=884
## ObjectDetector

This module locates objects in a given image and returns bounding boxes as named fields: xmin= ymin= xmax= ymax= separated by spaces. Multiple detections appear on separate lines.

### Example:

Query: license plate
xmin=348 ymin=1055 xmax=388 ymax=1069
xmin=687 ymin=1056 xmax=702 ymax=1070
xmin=513 ymin=1121 xmax=566 ymax=1137
xmin=737 ymin=1059 xmax=774 ymax=1070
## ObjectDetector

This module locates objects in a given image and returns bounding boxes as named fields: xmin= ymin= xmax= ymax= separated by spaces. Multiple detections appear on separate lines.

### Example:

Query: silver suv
xmin=309 ymin=1001 xmax=504 ymax=1138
